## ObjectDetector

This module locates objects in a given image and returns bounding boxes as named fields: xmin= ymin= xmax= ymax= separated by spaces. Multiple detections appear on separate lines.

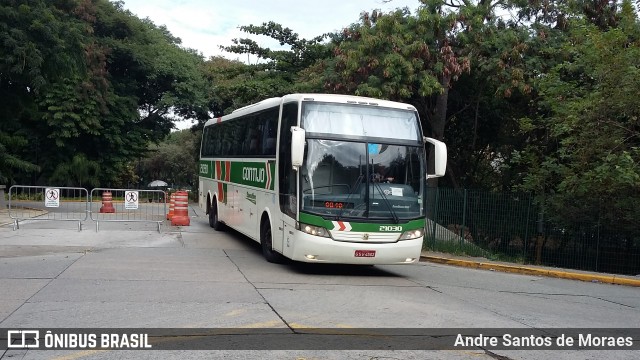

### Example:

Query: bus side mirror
xmin=291 ymin=126 xmax=305 ymax=170
xmin=424 ymin=137 xmax=447 ymax=179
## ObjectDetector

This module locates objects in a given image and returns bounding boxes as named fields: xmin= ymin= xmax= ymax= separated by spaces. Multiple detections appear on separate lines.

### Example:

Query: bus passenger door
xmin=281 ymin=217 xmax=296 ymax=257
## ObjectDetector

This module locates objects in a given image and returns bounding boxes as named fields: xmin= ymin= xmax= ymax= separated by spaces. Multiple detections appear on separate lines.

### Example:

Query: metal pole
xmin=524 ymin=194 xmax=532 ymax=264
xmin=460 ymin=189 xmax=467 ymax=249
xmin=596 ymin=213 xmax=600 ymax=272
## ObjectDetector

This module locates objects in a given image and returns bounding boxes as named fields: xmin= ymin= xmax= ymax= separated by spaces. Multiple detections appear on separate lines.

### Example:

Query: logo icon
xmin=362 ymin=233 xmax=370 ymax=240
xmin=7 ymin=330 xmax=40 ymax=348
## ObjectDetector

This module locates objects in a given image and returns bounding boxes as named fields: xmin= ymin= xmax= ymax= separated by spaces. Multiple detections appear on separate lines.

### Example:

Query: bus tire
xmin=209 ymin=199 xmax=224 ymax=231
xmin=261 ymin=220 xmax=284 ymax=263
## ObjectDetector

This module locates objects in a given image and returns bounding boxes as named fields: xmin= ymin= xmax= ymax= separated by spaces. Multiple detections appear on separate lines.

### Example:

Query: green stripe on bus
xmin=298 ymin=213 xmax=425 ymax=232
xmin=200 ymin=160 xmax=275 ymax=191
xmin=199 ymin=160 xmax=213 ymax=179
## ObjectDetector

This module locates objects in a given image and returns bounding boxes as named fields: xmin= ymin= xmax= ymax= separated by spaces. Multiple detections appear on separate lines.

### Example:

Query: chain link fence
xmin=424 ymin=188 xmax=640 ymax=276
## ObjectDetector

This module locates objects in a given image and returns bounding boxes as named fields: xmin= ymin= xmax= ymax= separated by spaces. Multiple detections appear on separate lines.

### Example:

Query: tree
xmin=0 ymin=0 xmax=210 ymax=187
xmin=322 ymin=1 xmax=527 ymax=187
xmin=514 ymin=0 xmax=640 ymax=230
xmin=49 ymin=154 xmax=100 ymax=188
xmin=201 ymin=56 xmax=293 ymax=117
xmin=224 ymin=21 xmax=330 ymax=75
xmin=0 ymin=0 xmax=90 ymax=183
xmin=0 ymin=133 xmax=40 ymax=183
xmin=200 ymin=21 xmax=332 ymax=117
xmin=139 ymin=130 xmax=200 ymax=189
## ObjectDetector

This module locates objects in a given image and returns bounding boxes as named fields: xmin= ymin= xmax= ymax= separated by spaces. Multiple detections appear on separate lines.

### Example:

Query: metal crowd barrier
xmin=89 ymin=188 xmax=167 ymax=233
xmin=8 ymin=185 xmax=89 ymax=231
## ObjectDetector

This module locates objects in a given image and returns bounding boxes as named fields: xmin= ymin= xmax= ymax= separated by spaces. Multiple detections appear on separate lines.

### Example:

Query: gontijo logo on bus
xmin=230 ymin=161 xmax=273 ymax=190
xmin=242 ymin=167 xmax=265 ymax=183
xmin=202 ymin=160 xmax=274 ymax=190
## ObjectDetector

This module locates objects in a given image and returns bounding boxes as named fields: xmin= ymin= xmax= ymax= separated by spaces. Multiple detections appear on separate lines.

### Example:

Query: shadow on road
xmin=219 ymin=226 xmax=405 ymax=277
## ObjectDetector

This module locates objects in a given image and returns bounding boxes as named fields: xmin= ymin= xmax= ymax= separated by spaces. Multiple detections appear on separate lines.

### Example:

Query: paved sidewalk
xmin=0 ymin=209 xmax=11 ymax=227
xmin=2 ymin=207 xmax=638 ymax=287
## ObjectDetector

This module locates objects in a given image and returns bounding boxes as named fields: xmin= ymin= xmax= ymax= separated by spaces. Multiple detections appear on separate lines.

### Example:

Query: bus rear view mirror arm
xmin=291 ymin=126 xmax=306 ymax=170
xmin=424 ymin=137 xmax=447 ymax=179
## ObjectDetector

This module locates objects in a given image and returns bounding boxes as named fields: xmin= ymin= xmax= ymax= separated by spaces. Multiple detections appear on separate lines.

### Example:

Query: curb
xmin=422 ymin=256 xmax=640 ymax=287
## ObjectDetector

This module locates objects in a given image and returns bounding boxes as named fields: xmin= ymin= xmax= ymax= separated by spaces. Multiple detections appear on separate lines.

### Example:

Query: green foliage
xmin=49 ymin=154 xmax=100 ymax=188
xmin=0 ymin=0 xmax=89 ymax=183
xmin=201 ymin=56 xmax=293 ymax=116
xmin=1 ymin=0 xmax=638 ymax=242
xmin=0 ymin=0 xmax=209 ymax=187
xmin=321 ymin=1 xmax=514 ymax=190
xmin=224 ymin=21 xmax=330 ymax=74
xmin=0 ymin=0 xmax=87 ymax=93
xmin=139 ymin=130 xmax=200 ymax=189
xmin=515 ymin=6 xmax=640 ymax=230
xmin=205 ymin=21 xmax=332 ymax=116
xmin=322 ymin=1 xmax=518 ymax=149
xmin=0 ymin=132 xmax=40 ymax=183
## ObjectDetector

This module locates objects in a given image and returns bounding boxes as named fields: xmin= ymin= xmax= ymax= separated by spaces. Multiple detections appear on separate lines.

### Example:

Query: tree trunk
xmin=427 ymin=74 xmax=450 ymax=189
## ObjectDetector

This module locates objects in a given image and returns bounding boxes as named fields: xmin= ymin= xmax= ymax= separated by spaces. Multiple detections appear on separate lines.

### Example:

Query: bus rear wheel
xmin=209 ymin=200 xmax=223 ymax=231
xmin=261 ymin=221 xmax=284 ymax=263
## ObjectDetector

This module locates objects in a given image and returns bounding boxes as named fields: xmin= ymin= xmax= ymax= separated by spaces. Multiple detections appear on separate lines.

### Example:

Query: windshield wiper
xmin=372 ymin=182 xmax=399 ymax=224
xmin=336 ymin=173 xmax=364 ymax=221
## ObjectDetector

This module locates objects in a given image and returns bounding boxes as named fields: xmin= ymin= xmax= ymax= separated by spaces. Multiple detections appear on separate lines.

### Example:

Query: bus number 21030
xmin=379 ymin=225 xmax=403 ymax=232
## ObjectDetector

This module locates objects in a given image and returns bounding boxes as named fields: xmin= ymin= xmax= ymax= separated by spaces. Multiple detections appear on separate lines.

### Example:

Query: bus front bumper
xmin=287 ymin=233 xmax=423 ymax=265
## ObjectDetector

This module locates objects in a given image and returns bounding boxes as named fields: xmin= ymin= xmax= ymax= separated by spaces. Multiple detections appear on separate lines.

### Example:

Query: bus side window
xmin=248 ymin=117 xmax=261 ymax=155
xmin=242 ymin=115 xmax=259 ymax=156
xmin=209 ymin=127 xmax=216 ymax=157
xmin=219 ymin=122 xmax=230 ymax=156
xmin=201 ymin=127 xmax=211 ymax=157
xmin=229 ymin=120 xmax=245 ymax=156
xmin=262 ymin=108 xmax=278 ymax=156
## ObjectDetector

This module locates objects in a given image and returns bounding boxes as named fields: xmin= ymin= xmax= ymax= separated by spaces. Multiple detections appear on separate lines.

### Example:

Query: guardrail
xmin=89 ymin=188 xmax=167 ymax=233
xmin=8 ymin=185 xmax=89 ymax=231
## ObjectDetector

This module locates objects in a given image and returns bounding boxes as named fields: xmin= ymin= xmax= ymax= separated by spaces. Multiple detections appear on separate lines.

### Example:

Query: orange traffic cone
xmin=166 ymin=192 xmax=175 ymax=220
xmin=170 ymin=191 xmax=190 ymax=226
xmin=99 ymin=191 xmax=115 ymax=213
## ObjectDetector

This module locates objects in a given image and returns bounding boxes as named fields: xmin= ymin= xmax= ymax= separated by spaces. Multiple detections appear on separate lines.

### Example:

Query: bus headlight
xmin=399 ymin=228 xmax=424 ymax=240
xmin=300 ymin=223 xmax=331 ymax=238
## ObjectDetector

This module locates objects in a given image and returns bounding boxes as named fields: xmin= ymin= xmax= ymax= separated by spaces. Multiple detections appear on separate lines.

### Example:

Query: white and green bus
xmin=199 ymin=93 xmax=446 ymax=264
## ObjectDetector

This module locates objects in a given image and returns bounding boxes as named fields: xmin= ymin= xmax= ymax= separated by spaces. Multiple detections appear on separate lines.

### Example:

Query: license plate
xmin=354 ymin=250 xmax=376 ymax=258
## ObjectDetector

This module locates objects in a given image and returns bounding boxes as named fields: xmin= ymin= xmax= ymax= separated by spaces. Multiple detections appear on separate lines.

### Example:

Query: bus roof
xmin=203 ymin=94 xmax=417 ymax=128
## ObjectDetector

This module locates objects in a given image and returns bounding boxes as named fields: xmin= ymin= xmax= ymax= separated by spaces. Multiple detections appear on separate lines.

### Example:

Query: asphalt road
xmin=0 ymin=206 xmax=638 ymax=359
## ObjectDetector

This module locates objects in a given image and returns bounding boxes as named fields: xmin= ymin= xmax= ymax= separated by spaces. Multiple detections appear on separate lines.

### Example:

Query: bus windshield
xmin=300 ymin=140 xmax=425 ymax=221
xmin=300 ymin=102 xmax=425 ymax=221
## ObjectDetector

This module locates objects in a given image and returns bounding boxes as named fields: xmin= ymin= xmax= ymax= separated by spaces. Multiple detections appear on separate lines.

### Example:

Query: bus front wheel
xmin=261 ymin=220 xmax=284 ymax=263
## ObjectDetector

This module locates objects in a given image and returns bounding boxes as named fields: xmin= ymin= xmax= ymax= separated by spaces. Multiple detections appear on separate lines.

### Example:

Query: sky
xmin=121 ymin=0 xmax=421 ymax=61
